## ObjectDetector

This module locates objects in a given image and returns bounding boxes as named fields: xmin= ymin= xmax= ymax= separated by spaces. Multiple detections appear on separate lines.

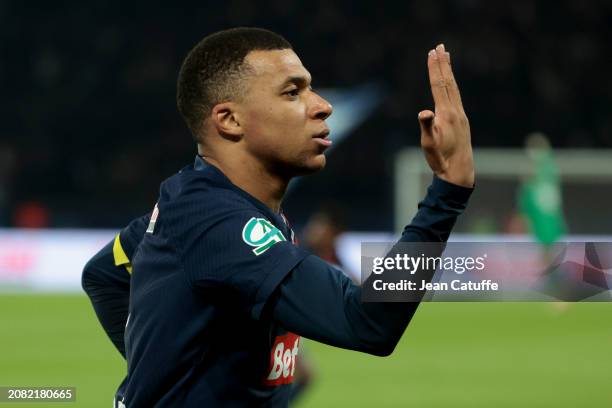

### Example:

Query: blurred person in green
xmin=519 ymin=132 xmax=566 ymax=246
xmin=519 ymin=133 xmax=575 ymax=305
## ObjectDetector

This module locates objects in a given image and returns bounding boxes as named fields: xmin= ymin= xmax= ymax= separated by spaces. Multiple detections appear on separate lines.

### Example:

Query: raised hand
xmin=418 ymin=43 xmax=474 ymax=188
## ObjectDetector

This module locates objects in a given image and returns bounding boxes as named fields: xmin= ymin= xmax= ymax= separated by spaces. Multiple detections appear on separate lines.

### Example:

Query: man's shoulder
xmin=152 ymin=166 xmax=270 ymax=241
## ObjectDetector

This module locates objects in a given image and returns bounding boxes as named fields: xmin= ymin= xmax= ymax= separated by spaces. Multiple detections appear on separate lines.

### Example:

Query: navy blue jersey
xmin=89 ymin=155 xmax=473 ymax=407
xmin=119 ymin=157 xmax=310 ymax=407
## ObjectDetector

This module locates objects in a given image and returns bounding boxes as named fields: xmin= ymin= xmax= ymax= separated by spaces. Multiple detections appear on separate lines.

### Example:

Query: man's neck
xmin=199 ymin=151 xmax=288 ymax=214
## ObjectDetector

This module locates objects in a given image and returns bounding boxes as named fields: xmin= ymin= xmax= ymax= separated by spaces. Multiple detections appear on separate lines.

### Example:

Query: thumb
xmin=418 ymin=110 xmax=435 ymax=141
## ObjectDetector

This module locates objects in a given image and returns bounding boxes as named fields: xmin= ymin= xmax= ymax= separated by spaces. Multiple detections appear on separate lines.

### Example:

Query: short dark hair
xmin=177 ymin=27 xmax=292 ymax=142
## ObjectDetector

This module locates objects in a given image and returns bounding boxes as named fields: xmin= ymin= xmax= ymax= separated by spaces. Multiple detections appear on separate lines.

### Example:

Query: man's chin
xmin=301 ymin=154 xmax=327 ymax=174
xmin=274 ymin=154 xmax=326 ymax=178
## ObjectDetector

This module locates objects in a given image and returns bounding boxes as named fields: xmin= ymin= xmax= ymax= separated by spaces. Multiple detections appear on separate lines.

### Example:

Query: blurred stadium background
xmin=2 ymin=0 xmax=612 ymax=406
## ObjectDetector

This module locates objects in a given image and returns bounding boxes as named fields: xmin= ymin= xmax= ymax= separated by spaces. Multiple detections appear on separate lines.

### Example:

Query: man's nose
xmin=310 ymin=94 xmax=333 ymax=120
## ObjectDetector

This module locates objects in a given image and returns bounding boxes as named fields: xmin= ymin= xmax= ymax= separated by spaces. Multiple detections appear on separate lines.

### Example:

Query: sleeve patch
xmin=241 ymin=217 xmax=286 ymax=256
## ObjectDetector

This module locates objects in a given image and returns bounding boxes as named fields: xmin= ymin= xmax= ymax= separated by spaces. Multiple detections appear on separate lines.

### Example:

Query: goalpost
xmin=394 ymin=148 xmax=612 ymax=234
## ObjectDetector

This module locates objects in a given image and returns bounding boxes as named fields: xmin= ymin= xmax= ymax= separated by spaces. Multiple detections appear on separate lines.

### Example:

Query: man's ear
xmin=211 ymin=102 xmax=243 ymax=140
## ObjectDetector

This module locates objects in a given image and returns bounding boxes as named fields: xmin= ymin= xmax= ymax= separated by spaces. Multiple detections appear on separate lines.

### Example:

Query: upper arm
xmin=82 ymin=212 xmax=150 ymax=287
xmin=269 ymin=255 xmax=396 ymax=355
xmin=116 ymin=212 xmax=151 ymax=271
xmin=82 ymin=238 xmax=130 ymax=291
xmin=81 ymin=213 xmax=150 ymax=357
xmin=270 ymin=255 xmax=360 ymax=347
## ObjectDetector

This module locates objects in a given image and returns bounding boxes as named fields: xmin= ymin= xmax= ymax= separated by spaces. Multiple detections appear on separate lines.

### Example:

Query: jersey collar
xmin=192 ymin=155 xmax=290 ymax=232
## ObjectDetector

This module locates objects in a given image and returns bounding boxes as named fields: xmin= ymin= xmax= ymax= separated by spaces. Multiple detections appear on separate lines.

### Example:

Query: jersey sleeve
xmin=82 ymin=238 xmax=131 ymax=357
xmin=270 ymin=176 xmax=473 ymax=356
xmin=118 ymin=213 xmax=151 ymax=260
xmin=82 ymin=212 xmax=150 ymax=357
xmin=185 ymin=209 xmax=310 ymax=320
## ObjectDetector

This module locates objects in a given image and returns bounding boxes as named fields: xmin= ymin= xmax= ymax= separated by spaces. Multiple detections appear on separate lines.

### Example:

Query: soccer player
xmin=82 ymin=211 xmax=315 ymax=402
xmin=83 ymin=27 xmax=474 ymax=407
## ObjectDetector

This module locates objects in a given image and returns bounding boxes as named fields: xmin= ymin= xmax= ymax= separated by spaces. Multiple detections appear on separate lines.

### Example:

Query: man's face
xmin=237 ymin=49 xmax=333 ymax=176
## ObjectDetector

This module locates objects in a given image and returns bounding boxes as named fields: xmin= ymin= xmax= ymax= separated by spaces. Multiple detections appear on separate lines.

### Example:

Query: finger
xmin=436 ymin=44 xmax=464 ymax=110
xmin=418 ymin=110 xmax=435 ymax=135
xmin=418 ymin=110 xmax=436 ymax=146
xmin=419 ymin=110 xmax=446 ymax=170
xmin=427 ymin=49 xmax=450 ymax=109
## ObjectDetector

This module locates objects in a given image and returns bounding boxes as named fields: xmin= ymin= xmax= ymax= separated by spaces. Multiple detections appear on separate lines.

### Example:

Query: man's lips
xmin=313 ymin=130 xmax=332 ymax=147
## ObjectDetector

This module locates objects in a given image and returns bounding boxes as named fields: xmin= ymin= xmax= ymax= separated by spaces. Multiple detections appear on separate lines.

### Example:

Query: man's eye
xmin=285 ymin=89 xmax=299 ymax=97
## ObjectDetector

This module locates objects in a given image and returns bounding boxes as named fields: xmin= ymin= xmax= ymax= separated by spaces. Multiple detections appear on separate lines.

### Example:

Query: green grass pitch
xmin=1 ymin=295 xmax=611 ymax=407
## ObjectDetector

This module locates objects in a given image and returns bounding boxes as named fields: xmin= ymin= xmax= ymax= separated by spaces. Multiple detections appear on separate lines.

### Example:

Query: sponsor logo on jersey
xmin=242 ymin=217 xmax=286 ymax=255
xmin=264 ymin=333 xmax=300 ymax=386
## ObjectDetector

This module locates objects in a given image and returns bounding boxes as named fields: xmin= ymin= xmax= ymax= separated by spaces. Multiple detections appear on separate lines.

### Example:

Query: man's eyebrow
xmin=280 ymin=75 xmax=311 ymax=88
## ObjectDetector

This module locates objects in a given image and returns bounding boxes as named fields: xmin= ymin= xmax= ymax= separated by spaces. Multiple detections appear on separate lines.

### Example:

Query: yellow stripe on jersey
xmin=113 ymin=234 xmax=132 ymax=274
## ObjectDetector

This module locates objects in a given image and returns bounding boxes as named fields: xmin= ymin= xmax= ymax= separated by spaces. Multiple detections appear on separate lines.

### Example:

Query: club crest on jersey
xmin=242 ymin=217 xmax=286 ymax=255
